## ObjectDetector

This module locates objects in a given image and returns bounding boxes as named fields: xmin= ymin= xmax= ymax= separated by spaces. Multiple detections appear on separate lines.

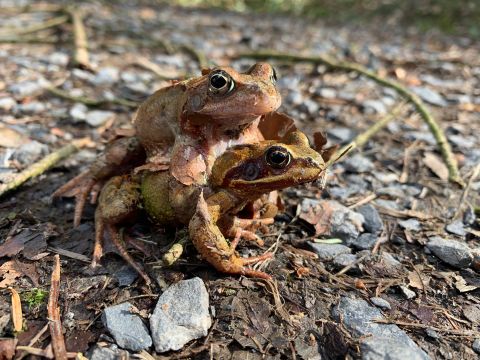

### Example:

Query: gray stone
xmin=327 ymin=127 xmax=356 ymax=144
xmin=349 ymin=233 xmax=378 ymax=250
xmin=15 ymin=101 xmax=46 ymax=114
xmin=300 ymin=98 xmax=319 ymax=115
xmin=404 ymin=131 xmax=436 ymax=145
xmin=445 ymin=220 xmax=466 ymax=237
xmin=411 ymin=86 xmax=447 ymax=107
xmin=150 ymin=277 xmax=211 ymax=352
xmin=463 ymin=206 xmax=476 ymax=226
xmin=93 ymin=67 xmax=120 ymax=85
xmin=318 ymin=87 xmax=337 ymax=99
xmin=48 ymin=52 xmax=69 ymax=66
xmin=370 ymin=297 xmax=391 ymax=310
xmin=0 ymin=97 xmax=16 ymax=111
xmin=90 ymin=346 xmax=121 ymax=360
xmin=473 ymin=339 xmax=480 ymax=354
xmin=399 ymin=285 xmax=416 ymax=299
xmin=357 ymin=205 xmax=383 ymax=234
xmin=11 ymin=141 xmax=49 ymax=165
xmin=398 ymin=218 xmax=421 ymax=232
xmin=86 ymin=110 xmax=116 ymax=127
xmin=381 ymin=252 xmax=402 ymax=269
xmin=343 ymin=154 xmax=374 ymax=173
xmin=69 ymin=103 xmax=88 ymax=121
xmin=448 ymin=134 xmax=476 ymax=149
xmin=285 ymin=89 xmax=303 ymax=105
xmin=375 ymin=199 xmax=401 ymax=210
xmin=308 ymin=243 xmax=351 ymax=261
xmin=363 ymin=99 xmax=387 ymax=114
xmin=426 ymin=236 xmax=473 ymax=268
xmin=332 ymin=297 xmax=430 ymax=360
xmin=332 ymin=253 xmax=357 ymax=269
xmin=9 ymin=79 xmax=48 ymax=97
xmin=425 ymin=329 xmax=440 ymax=340
xmin=102 ymin=302 xmax=152 ymax=351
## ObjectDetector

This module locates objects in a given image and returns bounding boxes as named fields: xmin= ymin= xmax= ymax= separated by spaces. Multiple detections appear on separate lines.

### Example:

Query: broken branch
xmin=0 ymin=138 xmax=90 ymax=199
xmin=64 ymin=6 xmax=91 ymax=69
xmin=237 ymin=51 xmax=463 ymax=186
xmin=47 ymin=255 xmax=67 ymax=360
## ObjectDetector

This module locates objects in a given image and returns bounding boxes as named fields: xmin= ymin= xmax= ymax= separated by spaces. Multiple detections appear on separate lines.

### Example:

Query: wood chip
xmin=8 ymin=287 xmax=23 ymax=332
xmin=423 ymin=152 xmax=449 ymax=181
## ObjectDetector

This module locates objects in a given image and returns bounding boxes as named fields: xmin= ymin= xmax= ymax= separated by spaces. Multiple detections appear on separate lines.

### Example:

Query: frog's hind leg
xmin=93 ymin=175 xmax=151 ymax=284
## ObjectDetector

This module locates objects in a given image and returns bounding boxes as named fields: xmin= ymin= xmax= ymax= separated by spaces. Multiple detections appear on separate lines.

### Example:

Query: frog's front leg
xmin=94 ymin=175 xmax=151 ymax=285
xmin=54 ymin=136 xmax=146 ymax=227
xmin=189 ymin=192 xmax=273 ymax=280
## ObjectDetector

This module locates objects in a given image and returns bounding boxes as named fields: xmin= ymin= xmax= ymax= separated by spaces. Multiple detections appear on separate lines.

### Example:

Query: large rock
xmin=102 ymin=302 xmax=152 ymax=351
xmin=426 ymin=236 xmax=473 ymax=268
xmin=332 ymin=297 xmax=430 ymax=360
xmin=308 ymin=243 xmax=351 ymax=261
xmin=357 ymin=205 xmax=383 ymax=234
xmin=150 ymin=277 xmax=211 ymax=352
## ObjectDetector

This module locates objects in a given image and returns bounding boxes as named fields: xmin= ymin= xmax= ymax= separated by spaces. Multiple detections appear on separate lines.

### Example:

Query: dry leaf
xmin=8 ymin=287 xmax=23 ymax=332
xmin=0 ymin=261 xmax=22 ymax=288
xmin=0 ymin=125 xmax=29 ymax=148
xmin=407 ymin=266 xmax=430 ymax=290
xmin=453 ymin=275 xmax=478 ymax=293
xmin=423 ymin=152 xmax=449 ymax=181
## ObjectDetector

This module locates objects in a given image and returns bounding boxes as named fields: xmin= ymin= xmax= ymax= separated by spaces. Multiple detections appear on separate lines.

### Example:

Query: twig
xmin=180 ymin=45 xmax=209 ymax=69
xmin=16 ymin=323 xmax=49 ymax=360
xmin=237 ymin=51 xmax=463 ymax=186
xmin=0 ymin=138 xmax=90 ymax=198
xmin=375 ymin=205 xmax=433 ymax=220
xmin=332 ymin=102 xmax=406 ymax=164
xmin=64 ymin=6 xmax=91 ymax=69
xmin=47 ymin=86 xmax=137 ymax=108
xmin=134 ymin=56 xmax=178 ymax=80
xmin=454 ymin=162 xmax=480 ymax=218
xmin=0 ymin=35 xmax=59 ymax=44
xmin=373 ymin=318 xmax=480 ymax=337
xmin=0 ymin=15 xmax=68 ymax=37
xmin=48 ymin=255 xmax=67 ymax=360
xmin=335 ymin=254 xmax=368 ymax=276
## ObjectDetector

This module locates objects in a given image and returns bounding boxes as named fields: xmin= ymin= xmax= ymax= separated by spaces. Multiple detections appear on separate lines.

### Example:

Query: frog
xmin=54 ymin=63 xmax=282 ymax=227
xmin=94 ymin=130 xmax=326 ymax=283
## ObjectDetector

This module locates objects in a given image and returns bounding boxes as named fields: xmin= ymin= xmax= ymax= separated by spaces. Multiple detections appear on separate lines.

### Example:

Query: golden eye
xmin=209 ymin=70 xmax=235 ymax=96
xmin=265 ymin=146 xmax=291 ymax=169
xmin=271 ymin=67 xmax=277 ymax=84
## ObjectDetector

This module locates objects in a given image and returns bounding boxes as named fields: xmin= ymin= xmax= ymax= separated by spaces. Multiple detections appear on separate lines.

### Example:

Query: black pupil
xmin=269 ymin=151 xmax=286 ymax=164
xmin=271 ymin=67 xmax=277 ymax=82
xmin=211 ymin=74 xmax=227 ymax=89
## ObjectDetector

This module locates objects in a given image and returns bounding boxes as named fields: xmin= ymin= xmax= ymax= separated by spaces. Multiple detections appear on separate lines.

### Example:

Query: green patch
xmin=22 ymin=288 xmax=48 ymax=309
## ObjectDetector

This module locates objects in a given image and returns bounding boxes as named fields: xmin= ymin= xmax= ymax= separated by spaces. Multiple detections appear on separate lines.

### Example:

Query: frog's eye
xmin=271 ymin=67 xmax=277 ymax=84
xmin=242 ymin=162 xmax=259 ymax=181
xmin=265 ymin=146 xmax=291 ymax=169
xmin=209 ymin=70 xmax=235 ymax=96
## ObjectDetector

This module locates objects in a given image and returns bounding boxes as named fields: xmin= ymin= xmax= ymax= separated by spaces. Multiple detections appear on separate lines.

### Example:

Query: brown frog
xmin=95 ymin=130 xmax=325 ymax=283
xmin=54 ymin=63 xmax=282 ymax=227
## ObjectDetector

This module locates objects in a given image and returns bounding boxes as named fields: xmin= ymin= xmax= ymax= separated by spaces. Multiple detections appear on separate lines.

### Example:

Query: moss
xmin=22 ymin=288 xmax=49 ymax=309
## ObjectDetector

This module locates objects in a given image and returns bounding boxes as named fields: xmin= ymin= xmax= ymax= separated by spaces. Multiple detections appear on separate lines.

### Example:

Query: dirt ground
xmin=0 ymin=1 xmax=479 ymax=359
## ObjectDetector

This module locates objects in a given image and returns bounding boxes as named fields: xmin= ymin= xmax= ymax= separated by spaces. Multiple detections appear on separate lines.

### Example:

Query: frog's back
xmin=133 ymin=83 xmax=187 ymax=157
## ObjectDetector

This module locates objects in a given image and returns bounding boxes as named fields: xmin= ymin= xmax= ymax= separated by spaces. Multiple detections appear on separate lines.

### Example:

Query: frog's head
xmin=184 ymin=63 xmax=281 ymax=126
xmin=211 ymin=130 xmax=325 ymax=199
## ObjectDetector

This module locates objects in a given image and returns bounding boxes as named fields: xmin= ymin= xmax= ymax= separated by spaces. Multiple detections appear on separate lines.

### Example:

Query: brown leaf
xmin=170 ymin=145 xmax=206 ymax=186
xmin=0 ymin=261 xmax=22 ymax=288
xmin=423 ymin=152 xmax=449 ymax=181
xmin=453 ymin=275 xmax=478 ymax=293
xmin=407 ymin=267 xmax=430 ymax=290
xmin=0 ymin=338 xmax=17 ymax=360
xmin=9 ymin=287 xmax=23 ymax=332
xmin=0 ymin=125 xmax=29 ymax=148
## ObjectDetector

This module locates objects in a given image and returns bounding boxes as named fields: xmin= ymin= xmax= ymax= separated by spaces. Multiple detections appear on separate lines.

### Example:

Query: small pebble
xmin=425 ymin=329 xmax=440 ymax=340
xmin=473 ymin=339 xmax=480 ymax=354
xmin=348 ymin=233 xmax=378 ymax=250
xmin=399 ymin=285 xmax=416 ymax=299
xmin=357 ymin=204 xmax=383 ymax=234
xmin=370 ymin=297 xmax=391 ymax=310
xmin=92 ymin=67 xmax=120 ymax=85
xmin=426 ymin=236 xmax=473 ymax=269
xmin=332 ymin=253 xmax=357 ymax=269
xmin=86 ymin=110 xmax=116 ymax=127
xmin=308 ymin=243 xmax=352 ymax=262
xmin=398 ymin=218 xmax=421 ymax=232
xmin=343 ymin=154 xmax=374 ymax=173
xmin=0 ymin=97 xmax=16 ymax=111
xmin=445 ymin=220 xmax=466 ymax=237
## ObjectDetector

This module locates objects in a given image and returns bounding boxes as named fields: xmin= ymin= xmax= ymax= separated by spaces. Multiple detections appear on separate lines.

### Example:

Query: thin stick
xmin=0 ymin=15 xmax=68 ymax=37
xmin=373 ymin=318 xmax=480 ymax=337
xmin=0 ymin=138 xmax=90 ymax=198
xmin=454 ymin=162 xmax=480 ymax=218
xmin=335 ymin=254 xmax=368 ymax=276
xmin=237 ymin=51 xmax=463 ymax=186
xmin=331 ymin=102 xmax=406 ymax=164
xmin=65 ymin=7 xmax=91 ymax=69
xmin=48 ymin=255 xmax=67 ymax=360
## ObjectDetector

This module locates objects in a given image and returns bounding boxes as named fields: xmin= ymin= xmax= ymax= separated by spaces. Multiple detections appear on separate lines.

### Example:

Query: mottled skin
xmin=54 ymin=63 xmax=281 ymax=226
xmin=95 ymin=131 xmax=325 ymax=282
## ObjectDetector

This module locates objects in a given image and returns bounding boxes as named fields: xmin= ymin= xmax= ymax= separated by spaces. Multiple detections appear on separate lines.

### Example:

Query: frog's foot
xmin=106 ymin=224 xmax=151 ymax=286
xmin=53 ymin=170 xmax=97 ymax=227
xmin=228 ymin=226 xmax=265 ymax=247
xmin=230 ymin=252 xmax=274 ymax=280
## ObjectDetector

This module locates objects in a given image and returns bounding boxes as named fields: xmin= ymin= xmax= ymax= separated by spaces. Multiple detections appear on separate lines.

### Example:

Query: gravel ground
xmin=0 ymin=1 xmax=479 ymax=359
